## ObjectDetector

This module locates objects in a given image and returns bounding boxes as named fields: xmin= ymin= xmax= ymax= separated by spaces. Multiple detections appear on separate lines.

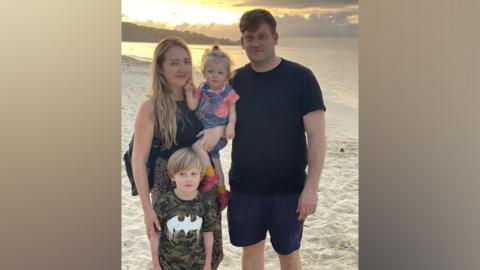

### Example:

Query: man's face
xmin=241 ymin=23 xmax=278 ymax=64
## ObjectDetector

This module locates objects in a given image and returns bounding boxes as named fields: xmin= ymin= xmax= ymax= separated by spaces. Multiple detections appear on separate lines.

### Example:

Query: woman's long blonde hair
xmin=149 ymin=37 xmax=192 ymax=149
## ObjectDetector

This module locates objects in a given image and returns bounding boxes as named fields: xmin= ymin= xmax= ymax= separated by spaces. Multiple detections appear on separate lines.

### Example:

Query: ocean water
xmin=122 ymin=42 xmax=358 ymax=110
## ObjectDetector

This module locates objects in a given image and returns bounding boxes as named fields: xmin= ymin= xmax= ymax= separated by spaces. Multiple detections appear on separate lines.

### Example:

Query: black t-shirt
xmin=229 ymin=59 xmax=326 ymax=195
xmin=156 ymin=100 xmax=204 ymax=159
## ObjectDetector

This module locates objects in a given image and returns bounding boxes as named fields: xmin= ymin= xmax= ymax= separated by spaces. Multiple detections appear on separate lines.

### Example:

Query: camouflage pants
xmin=151 ymin=157 xmax=224 ymax=270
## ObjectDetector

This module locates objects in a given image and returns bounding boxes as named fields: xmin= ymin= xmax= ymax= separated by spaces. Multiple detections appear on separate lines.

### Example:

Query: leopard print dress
xmin=151 ymin=157 xmax=224 ymax=269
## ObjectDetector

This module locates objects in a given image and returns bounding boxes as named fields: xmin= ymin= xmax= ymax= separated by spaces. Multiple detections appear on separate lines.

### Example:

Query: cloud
xmin=174 ymin=11 xmax=358 ymax=39
xmin=234 ymin=0 xmax=358 ymax=8
xmin=276 ymin=12 xmax=358 ymax=37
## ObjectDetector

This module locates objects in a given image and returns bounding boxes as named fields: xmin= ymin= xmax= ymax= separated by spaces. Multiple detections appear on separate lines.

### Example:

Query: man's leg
xmin=268 ymin=193 xmax=304 ymax=270
xmin=278 ymin=250 xmax=302 ymax=270
xmin=242 ymin=240 xmax=265 ymax=270
xmin=228 ymin=193 xmax=267 ymax=269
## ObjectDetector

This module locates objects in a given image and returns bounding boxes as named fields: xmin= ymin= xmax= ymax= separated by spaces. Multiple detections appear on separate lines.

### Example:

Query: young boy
xmin=152 ymin=148 xmax=217 ymax=270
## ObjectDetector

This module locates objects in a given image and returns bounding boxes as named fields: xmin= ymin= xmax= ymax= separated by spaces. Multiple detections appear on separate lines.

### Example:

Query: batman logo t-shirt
xmin=153 ymin=190 xmax=217 ymax=269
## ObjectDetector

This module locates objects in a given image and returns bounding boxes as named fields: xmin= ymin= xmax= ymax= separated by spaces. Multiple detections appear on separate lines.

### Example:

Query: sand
xmin=121 ymin=55 xmax=358 ymax=270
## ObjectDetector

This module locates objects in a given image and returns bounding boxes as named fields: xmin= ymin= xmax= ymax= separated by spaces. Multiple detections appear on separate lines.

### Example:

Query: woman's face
xmin=160 ymin=46 xmax=192 ymax=91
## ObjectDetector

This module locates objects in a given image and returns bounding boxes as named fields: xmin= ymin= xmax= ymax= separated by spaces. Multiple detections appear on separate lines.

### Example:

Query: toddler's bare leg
xmin=212 ymin=157 xmax=224 ymax=186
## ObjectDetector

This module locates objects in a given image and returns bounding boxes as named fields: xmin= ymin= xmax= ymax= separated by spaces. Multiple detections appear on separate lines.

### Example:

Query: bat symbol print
xmin=166 ymin=215 xmax=203 ymax=241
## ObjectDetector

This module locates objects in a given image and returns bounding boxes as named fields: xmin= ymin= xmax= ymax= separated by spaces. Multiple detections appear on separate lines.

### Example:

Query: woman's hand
xmin=197 ymin=125 xmax=225 ymax=152
xmin=144 ymin=206 xmax=161 ymax=239
xmin=202 ymin=264 xmax=212 ymax=270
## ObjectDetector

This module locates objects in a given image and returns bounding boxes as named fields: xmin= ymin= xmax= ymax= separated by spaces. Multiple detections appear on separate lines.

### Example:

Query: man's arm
xmin=297 ymin=109 xmax=326 ymax=221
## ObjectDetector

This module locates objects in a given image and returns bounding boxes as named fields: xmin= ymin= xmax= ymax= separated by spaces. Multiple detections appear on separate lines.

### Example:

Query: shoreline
xmin=121 ymin=55 xmax=358 ymax=139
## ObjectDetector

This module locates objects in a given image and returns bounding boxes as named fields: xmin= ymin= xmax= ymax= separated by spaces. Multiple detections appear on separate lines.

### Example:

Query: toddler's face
xmin=204 ymin=60 xmax=228 ymax=91
xmin=171 ymin=167 xmax=202 ymax=194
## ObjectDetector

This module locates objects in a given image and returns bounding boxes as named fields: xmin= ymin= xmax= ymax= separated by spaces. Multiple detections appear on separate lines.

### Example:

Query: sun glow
xmin=122 ymin=1 xmax=243 ymax=25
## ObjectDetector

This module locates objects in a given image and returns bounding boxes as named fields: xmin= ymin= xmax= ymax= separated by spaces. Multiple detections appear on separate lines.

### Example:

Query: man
xmin=228 ymin=9 xmax=327 ymax=270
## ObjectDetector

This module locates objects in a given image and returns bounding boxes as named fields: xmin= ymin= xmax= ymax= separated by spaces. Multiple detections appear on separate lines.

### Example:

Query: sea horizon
xmin=122 ymin=40 xmax=358 ymax=111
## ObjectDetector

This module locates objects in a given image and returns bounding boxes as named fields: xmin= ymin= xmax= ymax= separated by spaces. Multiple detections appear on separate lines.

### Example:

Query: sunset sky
xmin=122 ymin=0 xmax=358 ymax=40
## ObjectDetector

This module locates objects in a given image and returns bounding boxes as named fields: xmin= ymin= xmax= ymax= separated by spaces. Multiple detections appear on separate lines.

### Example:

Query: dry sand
xmin=121 ymin=56 xmax=358 ymax=270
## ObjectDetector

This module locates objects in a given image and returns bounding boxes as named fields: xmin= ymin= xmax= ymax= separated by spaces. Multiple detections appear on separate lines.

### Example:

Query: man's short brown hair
xmin=239 ymin=9 xmax=277 ymax=33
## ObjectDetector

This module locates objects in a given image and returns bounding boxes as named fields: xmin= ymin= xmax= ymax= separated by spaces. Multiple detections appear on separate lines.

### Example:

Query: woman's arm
xmin=226 ymin=104 xmax=237 ymax=139
xmin=131 ymin=98 xmax=161 ymax=237
xmin=197 ymin=125 xmax=226 ymax=152
xmin=202 ymin=232 xmax=213 ymax=270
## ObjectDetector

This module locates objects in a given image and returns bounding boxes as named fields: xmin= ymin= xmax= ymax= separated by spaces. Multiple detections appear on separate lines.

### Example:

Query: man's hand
xmin=296 ymin=185 xmax=318 ymax=221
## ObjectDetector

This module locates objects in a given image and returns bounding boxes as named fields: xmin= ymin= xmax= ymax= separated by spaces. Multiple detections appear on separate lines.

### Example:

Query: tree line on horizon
xmin=122 ymin=22 xmax=240 ymax=45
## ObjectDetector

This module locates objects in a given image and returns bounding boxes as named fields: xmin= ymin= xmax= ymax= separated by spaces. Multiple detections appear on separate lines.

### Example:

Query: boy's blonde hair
xmin=200 ymin=44 xmax=233 ymax=79
xmin=167 ymin=148 xmax=205 ymax=179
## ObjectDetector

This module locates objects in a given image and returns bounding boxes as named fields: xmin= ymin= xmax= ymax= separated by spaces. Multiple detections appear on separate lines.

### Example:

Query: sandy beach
xmin=121 ymin=56 xmax=358 ymax=270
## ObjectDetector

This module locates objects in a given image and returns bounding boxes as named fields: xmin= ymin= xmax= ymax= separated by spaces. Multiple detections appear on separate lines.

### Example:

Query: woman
xmin=131 ymin=37 xmax=224 ymax=269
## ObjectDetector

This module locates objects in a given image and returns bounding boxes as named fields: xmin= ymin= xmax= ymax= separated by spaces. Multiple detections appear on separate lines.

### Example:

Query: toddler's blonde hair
xmin=200 ymin=44 xmax=233 ymax=79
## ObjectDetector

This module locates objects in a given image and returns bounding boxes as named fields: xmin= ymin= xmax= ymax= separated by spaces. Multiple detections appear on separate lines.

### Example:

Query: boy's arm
xmin=202 ymin=197 xmax=217 ymax=270
xmin=225 ymin=104 xmax=236 ymax=139
xmin=202 ymin=232 xmax=213 ymax=270
xmin=149 ymin=232 xmax=162 ymax=270
xmin=150 ymin=213 xmax=162 ymax=270
xmin=185 ymin=81 xmax=200 ymax=110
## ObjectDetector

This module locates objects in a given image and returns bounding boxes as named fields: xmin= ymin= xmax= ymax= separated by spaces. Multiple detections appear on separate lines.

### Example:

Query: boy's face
xmin=204 ymin=60 xmax=228 ymax=91
xmin=171 ymin=167 xmax=202 ymax=194
xmin=241 ymin=23 xmax=278 ymax=65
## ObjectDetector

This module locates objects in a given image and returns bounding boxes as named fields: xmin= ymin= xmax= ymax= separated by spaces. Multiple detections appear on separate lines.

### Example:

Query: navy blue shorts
xmin=227 ymin=192 xmax=304 ymax=255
